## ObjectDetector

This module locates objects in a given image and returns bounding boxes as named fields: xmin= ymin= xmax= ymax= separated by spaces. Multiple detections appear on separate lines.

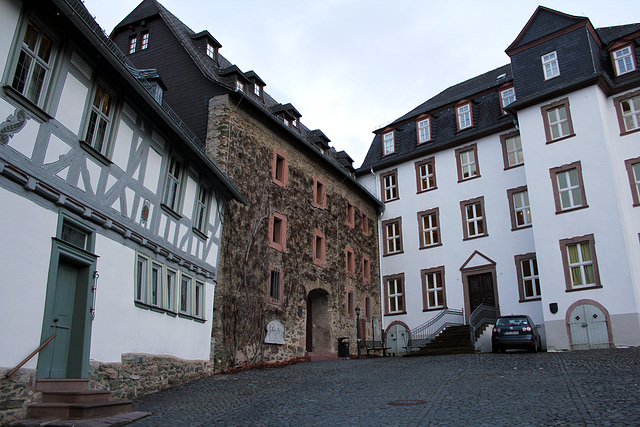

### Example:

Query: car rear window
xmin=496 ymin=317 xmax=528 ymax=326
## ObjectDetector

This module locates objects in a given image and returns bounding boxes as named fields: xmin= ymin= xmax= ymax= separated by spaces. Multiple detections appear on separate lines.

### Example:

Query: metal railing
xmin=469 ymin=304 xmax=500 ymax=343
xmin=406 ymin=308 xmax=464 ymax=353
xmin=5 ymin=334 xmax=56 ymax=378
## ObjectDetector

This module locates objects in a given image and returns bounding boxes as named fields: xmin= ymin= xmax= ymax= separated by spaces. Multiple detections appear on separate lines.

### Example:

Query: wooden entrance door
xmin=46 ymin=261 xmax=78 ymax=378
xmin=467 ymin=272 xmax=496 ymax=314
xmin=387 ymin=324 xmax=408 ymax=357
xmin=569 ymin=304 xmax=610 ymax=350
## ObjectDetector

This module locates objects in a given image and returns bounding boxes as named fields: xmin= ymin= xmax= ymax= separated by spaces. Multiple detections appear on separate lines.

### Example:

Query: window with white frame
xmin=382 ymin=218 xmax=403 ymax=256
xmin=254 ymin=83 xmax=261 ymax=97
xmin=383 ymin=131 xmax=395 ymax=155
xmin=141 ymin=31 xmax=149 ymax=50
xmin=542 ymin=51 xmax=560 ymax=79
xmin=206 ymin=43 xmax=215 ymax=59
xmin=166 ymin=268 xmax=176 ymax=312
xmin=193 ymin=184 xmax=209 ymax=233
xmin=500 ymin=87 xmax=516 ymax=109
xmin=151 ymin=262 xmax=162 ymax=307
xmin=456 ymin=145 xmax=479 ymax=181
xmin=625 ymin=157 xmax=640 ymax=206
xmin=380 ymin=169 xmax=399 ymax=202
xmin=84 ymin=84 xmax=114 ymax=155
xmin=515 ymin=253 xmax=541 ymax=301
xmin=179 ymin=274 xmax=192 ymax=315
xmin=457 ymin=103 xmax=472 ymax=130
xmin=194 ymin=281 xmax=204 ymax=318
xmin=128 ymin=36 xmax=137 ymax=54
xmin=417 ymin=118 xmax=431 ymax=143
xmin=460 ymin=196 xmax=487 ymax=239
xmin=613 ymin=46 xmax=636 ymax=76
xmin=618 ymin=94 xmax=640 ymax=133
xmin=550 ymin=162 xmax=587 ymax=213
xmin=236 ymin=80 xmax=244 ymax=92
xmin=415 ymin=158 xmax=436 ymax=192
xmin=163 ymin=155 xmax=182 ymax=212
xmin=421 ymin=267 xmax=445 ymax=310
xmin=560 ymin=235 xmax=601 ymax=290
xmin=541 ymin=98 xmax=575 ymax=143
xmin=501 ymin=133 xmax=524 ymax=168
xmin=135 ymin=255 xmax=147 ymax=303
xmin=507 ymin=187 xmax=531 ymax=230
xmin=418 ymin=208 xmax=440 ymax=249
xmin=384 ymin=274 xmax=405 ymax=315
xmin=11 ymin=20 xmax=57 ymax=107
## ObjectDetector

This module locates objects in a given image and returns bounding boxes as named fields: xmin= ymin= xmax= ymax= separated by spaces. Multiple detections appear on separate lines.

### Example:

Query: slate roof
xmin=597 ymin=23 xmax=640 ymax=44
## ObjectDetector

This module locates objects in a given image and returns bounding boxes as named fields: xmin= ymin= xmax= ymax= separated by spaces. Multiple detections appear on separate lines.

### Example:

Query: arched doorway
xmin=386 ymin=321 xmax=409 ymax=357
xmin=306 ymin=289 xmax=331 ymax=353
xmin=566 ymin=300 xmax=612 ymax=350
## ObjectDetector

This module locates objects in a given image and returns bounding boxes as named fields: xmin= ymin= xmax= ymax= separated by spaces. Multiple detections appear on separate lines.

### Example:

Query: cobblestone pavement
xmin=130 ymin=348 xmax=640 ymax=426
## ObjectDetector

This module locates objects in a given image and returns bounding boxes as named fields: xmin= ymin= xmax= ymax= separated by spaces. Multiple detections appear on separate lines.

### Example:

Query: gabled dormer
xmin=191 ymin=30 xmax=222 ymax=63
xmin=219 ymin=65 xmax=250 ymax=93
xmin=244 ymin=70 xmax=266 ymax=99
xmin=506 ymin=6 xmax=604 ymax=103
xmin=334 ymin=150 xmax=355 ymax=174
xmin=306 ymin=129 xmax=331 ymax=152
xmin=269 ymin=103 xmax=301 ymax=129
xmin=135 ymin=68 xmax=167 ymax=104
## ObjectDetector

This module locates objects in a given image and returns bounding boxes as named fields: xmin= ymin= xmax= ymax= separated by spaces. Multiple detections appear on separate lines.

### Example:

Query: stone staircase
xmin=405 ymin=325 xmax=475 ymax=357
xmin=26 ymin=379 xmax=133 ymax=420
xmin=305 ymin=352 xmax=340 ymax=361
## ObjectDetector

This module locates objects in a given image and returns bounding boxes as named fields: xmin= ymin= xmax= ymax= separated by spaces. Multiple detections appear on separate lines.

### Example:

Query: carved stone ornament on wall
xmin=265 ymin=320 xmax=285 ymax=345
xmin=0 ymin=108 xmax=29 ymax=145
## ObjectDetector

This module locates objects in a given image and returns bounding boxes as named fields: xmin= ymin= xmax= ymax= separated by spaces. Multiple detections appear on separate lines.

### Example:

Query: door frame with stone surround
xmin=460 ymin=251 xmax=499 ymax=324
xmin=306 ymin=289 xmax=331 ymax=353
xmin=566 ymin=299 xmax=613 ymax=350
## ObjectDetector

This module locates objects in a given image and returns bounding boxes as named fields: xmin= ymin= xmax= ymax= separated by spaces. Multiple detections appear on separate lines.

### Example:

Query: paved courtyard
xmin=130 ymin=348 xmax=640 ymax=426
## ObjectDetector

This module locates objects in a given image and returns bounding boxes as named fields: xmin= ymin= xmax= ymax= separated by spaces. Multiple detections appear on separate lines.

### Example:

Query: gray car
xmin=492 ymin=315 xmax=542 ymax=353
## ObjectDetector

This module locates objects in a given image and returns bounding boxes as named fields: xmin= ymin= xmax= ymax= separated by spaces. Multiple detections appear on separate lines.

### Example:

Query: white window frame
xmin=163 ymin=155 xmax=183 ymax=212
xmin=513 ymin=190 xmax=531 ymax=228
xmin=11 ymin=19 xmax=58 ymax=108
xmin=386 ymin=275 xmax=405 ymax=315
xmin=542 ymin=51 xmax=560 ymax=80
xmin=416 ymin=159 xmax=435 ymax=192
xmin=193 ymin=184 xmax=209 ymax=234
xmin=135 ymin=254 xmax=148 ymax=303
xmin=141 ymin=31 xmax=149 ymax=50
xmin=253 ymin=83 xmax=261 ymax=97
xmin=417 ymin=118 xmax=431 ymax=143
xmin=620 ymin=95 xmax=640 ymax=132
xmin=500 ymin=87 xmax=516 ymax=109
xmin=505 ymin=134 xmax=523 ymax=167
xmin=150 ymin=262 xmax=162 ymax=307
xmin=383 ymin=131 xmax=395 ymax=155
xmin=382 ymin=218 xmax=403 ymax=256
xmin=84 ymin=83 xmax=115 ymax=155
xmin=206 ymin=43 xmax=215 ymax=59
xmin=547 ymin=105 xmax=571 ymax=140
xmin=180 ymin=274 xmax=192 ymax=315
xmin=566 ymin=242 xmax=596 ymax=288
xmin=418 ymin=209 xmax=440 ymax=249
xmin=521 ymin=258 xmax=540 ymax=300
xmin=459 ymin=148 xmax=477 ymax=180
xmin=128 ymin=36 xmax=137 ymax=54
xmin=194 ymin=281 xmax=204 ymax=319
xmin=457 ymin=103 xmax=472 ymax=130
xmin=383 ymin=172 xmax=398 ymax=201
xmin=236 ymin=80 xmax=244 ymax=92
xmin=557 ymin=169 xmax=583 ymax=210
xmin=422 ymin=268 xmax=445 ymax=310
xmin=613 ymin=46 xmax=636 ymax=76
xmin=165 ymin=268 xmax=177 ymax=312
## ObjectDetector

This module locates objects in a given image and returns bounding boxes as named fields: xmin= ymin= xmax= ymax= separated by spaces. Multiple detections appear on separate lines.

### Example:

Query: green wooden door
xmin=47 ymin=261 xmax=78 ymax=378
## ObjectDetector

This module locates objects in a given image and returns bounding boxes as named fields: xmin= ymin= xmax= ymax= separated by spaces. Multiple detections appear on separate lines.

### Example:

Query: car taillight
xmin=522 ymin=326 xmax=532 ymax=332
xmin=493 ymin=327 xmax=501 ymax=333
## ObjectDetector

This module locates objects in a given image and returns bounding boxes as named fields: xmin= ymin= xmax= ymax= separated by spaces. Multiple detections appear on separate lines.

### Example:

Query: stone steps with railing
xmin=406 ymin=325 xmax=475 ymax=357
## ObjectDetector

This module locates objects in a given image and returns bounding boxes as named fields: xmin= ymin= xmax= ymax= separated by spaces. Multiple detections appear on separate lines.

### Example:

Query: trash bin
xmin=338 ymin=337 xmax=349 ymax=357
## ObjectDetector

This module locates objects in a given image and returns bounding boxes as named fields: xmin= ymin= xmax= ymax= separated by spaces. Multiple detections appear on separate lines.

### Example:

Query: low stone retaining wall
xmin=0 ymin=369 xmax=37 ymax=425
xmin=89 ymin=353 xmax=213 ymax=400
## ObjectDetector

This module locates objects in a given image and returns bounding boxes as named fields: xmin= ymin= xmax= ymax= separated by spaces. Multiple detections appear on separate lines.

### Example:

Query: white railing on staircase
xmin=406 ymin=308 xmax=464 ymax=353
xmin=469 ymin=304 xmax=500 ymax=343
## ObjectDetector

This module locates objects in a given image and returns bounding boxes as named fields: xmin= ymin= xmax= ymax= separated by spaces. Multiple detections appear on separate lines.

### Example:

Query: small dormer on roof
xmin=335 ymin=150 xmax=355 ymax=173
xmin=134 ymin=68 xmax=167 ymax=104
xmin=191 ymin=30 xmax=222 ymax=61
xmin=244 ymin=70 xmax=266 ymax=98
xmin=219 ymin=65 xmax=250 ymax=93
xmin=269 ymin=103 xmax=301 ymax=129
xmin=306 ymin=129 xmax=331 ymax=151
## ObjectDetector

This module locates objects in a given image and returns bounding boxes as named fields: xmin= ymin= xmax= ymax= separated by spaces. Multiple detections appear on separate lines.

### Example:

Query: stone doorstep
xmin=11 ymin=411 xmax=150 ymax=427
xmin=27 ymin=400 xmax=133 ymax=420
xmin=42 ymin=390 xmax=113 ymax=404
xmin=305 ymin=352 xmax=340 ymax=361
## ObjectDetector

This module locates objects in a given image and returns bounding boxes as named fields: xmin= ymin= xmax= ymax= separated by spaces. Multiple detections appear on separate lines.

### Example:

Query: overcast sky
xmin=82 ymin=0 xmax=640 ymax=167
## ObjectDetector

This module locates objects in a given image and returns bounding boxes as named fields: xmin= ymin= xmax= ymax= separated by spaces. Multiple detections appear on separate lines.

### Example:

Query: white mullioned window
xmin=542 ymin=51 xmax=560 ymax=79
xmin=387 ymin=277 xmax=404 ymax=314
xmin=457 ymin=104 xmax=472 ymax=129
xmin=206 ymin=43 xmax=215 ymax=59
xmin=418 ymin=161 xmax=435 ymax=191
xmin=383 ymin=173 xmax=397 ymax=201
xmin=163 ymin=155 xmax=182 ymax=212
xmin=194 ymin=185 xmax=209 ymax=233
xmin=141 ymin=31 xmax=149 ymax=50
xmin=135 ymin=255 xmax=148 ymax=303
xmin=11 ymin=20 xmax=56 ymax=107
xmin=632 ymin=162 xmax=640 ymax=200
xmin=254 ymin=84 xmax=261 ymax=96
xmin=424 ymin=270 xmax=445 ymax=310
xmin=505 ymin=134 xmax=523 ymax=167
xmin=421 ymin=212 xmax=439 ymax=247
xmin=385 ymin=221 xmax=401 ymax=254
xmin=459 ymin=149 xmax=477 ymax=179
xmin=151 ymin=262 xmax=162 ymax=307
xmin=180 ymin=274 xmax=192 ymax=315
xmin=621 ymin=95 xmax=640 ymax=132
xmin=85 ymin=84 xmax=113 ymax=154
xmin=547 ymin=105 xmax=571 ymax=140
xmin=128 ymin=36 xmax=137 ymax=54
xmin=557 ymin=169 xmax=583 ymax=210
xmin=501 ymin=87 xmax=516 ymax=108
xmin=166 ymin=268 xmax=176 ymax=312
xmin=513 ymin=190 xmax=531 ymax=227
xmin=383 ymin=132 xmax=395 ymax=155
xmin=194 ymin=281 xmax=204 ymax=318
xmin=418 ymin=118 xmax=431 ymax=143
xmin=236 ymin=80 xmax=244 ymax=92
xmin=613 ymin=46 xmax=636 ymax=76
xmin=465 ymin=202 xmax=485 ymax=237
xmin=566 ymin=242 xmax=595 ymax=287
xmin=521 ymin=258 xmax=541 ymax=299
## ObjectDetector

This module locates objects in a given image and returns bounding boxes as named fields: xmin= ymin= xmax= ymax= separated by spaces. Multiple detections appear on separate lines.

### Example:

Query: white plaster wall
xmin=0 ymin=188 xmax=57 ymax=369
xmin=0 ymin=0 xmax=20 ymax=71
xmin=373 ymin=129 xmax=544 ymax=333
xmin=517 ymin=86 xmax=640 ymax=349
xmin=56 ymin=72 xmax=88 ymax=136
xmin=89 ymin=235 xmax=214 ymax=362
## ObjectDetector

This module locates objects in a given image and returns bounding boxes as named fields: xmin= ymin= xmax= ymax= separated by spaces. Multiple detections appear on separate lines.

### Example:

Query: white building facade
xmin=358 ymin=7 xmax=640 ymax=353
xmin=0 ymin=0 xmax=243 ymax=420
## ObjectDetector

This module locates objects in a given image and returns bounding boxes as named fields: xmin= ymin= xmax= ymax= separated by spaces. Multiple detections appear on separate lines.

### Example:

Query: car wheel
xmin=531 ymin=340 xmax=538 ymax=353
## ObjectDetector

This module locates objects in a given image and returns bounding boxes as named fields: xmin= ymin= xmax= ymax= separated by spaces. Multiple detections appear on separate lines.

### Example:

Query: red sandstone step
xmin=35 ymin=379 xmax=89 ymax=392
xmin=306 ymin=352 xmax=340 ymax=361
xmin=41 ymin=389 xmax=112 ymax=404
xmin=28 ymin=400 xmax=133 ymax=419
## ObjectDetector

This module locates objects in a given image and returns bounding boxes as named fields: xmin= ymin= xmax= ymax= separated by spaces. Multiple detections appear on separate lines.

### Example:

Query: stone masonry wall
xmin=0 ymin=369 xmax=37 ymax=425
xmin=206 ymin=94 xmax=382 ymax=371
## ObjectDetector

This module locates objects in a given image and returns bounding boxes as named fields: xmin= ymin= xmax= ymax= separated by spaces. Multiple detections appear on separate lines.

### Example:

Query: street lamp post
xmin=355 ymin=306 xmax=361 ymax=359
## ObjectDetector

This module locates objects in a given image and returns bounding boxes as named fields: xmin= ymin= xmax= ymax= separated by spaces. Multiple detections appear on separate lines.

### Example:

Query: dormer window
xmin=456 ymin=102 xmax=473 ymax=130
xmin=206 ymin=43 xmax=215 ymax=59
xmin=236 ymin=80 xmax=244 ymax=92
xmin=500 ymin=87 xmax=516 ymax=111
xmin=383 ymin=131 xmax=395 ymax=156
xmin=613 ymin=46 xmax=636 ymax=76
xmin=417 ymin=118 xmax=431 ymax=144
xmin=542 ymin=51 xmax=560 ymax=80
xmin=254 ymin=83 xmax=261 ymax=97
xmin=141 ymin=31 xmax=149 ymax=50
xmin=128 ymin=36 xmax=137 ymax=54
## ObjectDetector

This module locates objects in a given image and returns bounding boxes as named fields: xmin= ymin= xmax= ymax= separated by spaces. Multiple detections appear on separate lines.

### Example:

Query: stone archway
xmin=306 ymin=289 xmax=331 ymax=352
xmin=566 ymin=299 xmax=612 ymax=350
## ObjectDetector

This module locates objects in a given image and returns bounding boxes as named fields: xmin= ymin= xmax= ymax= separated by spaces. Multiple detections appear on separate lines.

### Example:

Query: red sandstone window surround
xmin=312 ymin=177 xmax=326 ymax=208
xmin=268 ymin=212 xmax=287 ymax=252
xmin=345 ymin=200 xmax=355 ymax=228
xmin=312 ymin=229 xmax=326 ymax=267
xmin=362 ymin=254 xmax=371 ymax=283
xmin=345 ymin=246 xmax=355 ymax=276
xmin=271 ymin=149 xmax=288 ymax=187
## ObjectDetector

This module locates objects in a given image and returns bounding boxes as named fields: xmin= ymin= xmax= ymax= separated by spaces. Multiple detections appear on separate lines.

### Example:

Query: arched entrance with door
xmin=566 ymin=300 xmax=612 ymax=350
xmin=306 ymin=289 xmax=331 ymax=353
xmin=385 ymin=321 xmax=409 ymax=357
